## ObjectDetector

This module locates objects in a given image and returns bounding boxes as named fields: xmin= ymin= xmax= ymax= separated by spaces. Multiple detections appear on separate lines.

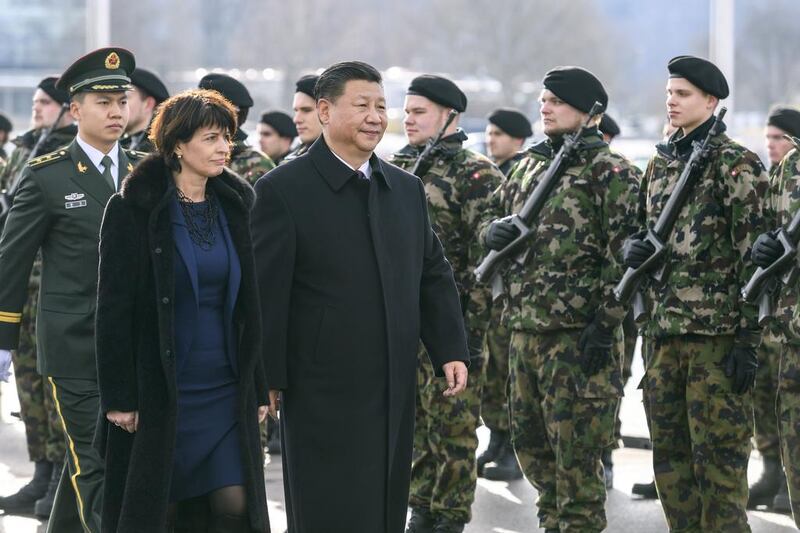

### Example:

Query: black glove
xmin=752 ymin=231 xmax=784 ymax=268
xmin=484 ymin=218 xmax=521 ymax=251
xmin=577 ymin=319 xmax=615 ymax=376
xmin=722 ymin=330 xmax=759 ymax=395
xmin=622 ymin=231 xmax=656 ymax=269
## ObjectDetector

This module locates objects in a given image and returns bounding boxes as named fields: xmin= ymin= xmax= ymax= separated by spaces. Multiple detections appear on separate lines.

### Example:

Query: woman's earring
xmin=176 ymin=153 xmax=182 ymax=159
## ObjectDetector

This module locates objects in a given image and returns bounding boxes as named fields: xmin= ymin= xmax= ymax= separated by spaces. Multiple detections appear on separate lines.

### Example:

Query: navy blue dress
xmin=170 ymin=198 xmax=244 ymax=502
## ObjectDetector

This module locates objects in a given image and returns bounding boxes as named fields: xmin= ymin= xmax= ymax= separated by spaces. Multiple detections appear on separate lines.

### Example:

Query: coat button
xmin=162 ymin=297 xmax=170 ymax=304
xmin=165 ymin=349 xmax=172 ymax=358
xmin=154 ymin=247 xmax=162 ymax=254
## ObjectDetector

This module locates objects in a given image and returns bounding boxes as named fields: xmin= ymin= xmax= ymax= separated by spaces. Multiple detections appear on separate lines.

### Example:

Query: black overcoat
xmin=94 ymin=155 xmax=270 ymax=532
xmin=251 ymin=136 xmax=469 ymax=533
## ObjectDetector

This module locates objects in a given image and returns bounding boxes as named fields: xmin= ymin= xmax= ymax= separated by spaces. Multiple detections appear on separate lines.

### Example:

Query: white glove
xmin=0 ymin=349 xmax=11 ymax=382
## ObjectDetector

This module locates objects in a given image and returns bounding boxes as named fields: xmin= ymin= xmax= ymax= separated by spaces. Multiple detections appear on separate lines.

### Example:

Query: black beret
xmin=767 ymin=106 xmax=800 ymax=139
xmin=260 ymin=110 xmax=297 ymax=139
xmin=0 ymin=112 xmax=12 ymax=133
xmin=295 ymin=75 xmax=319 ymax=98
xmin=199 ymin=73 xmax=253 ymax=108
xmin=487 ymin=108 xmax=532 ymax=138
xmin=542 ymin=66 xmax=607 ymax=114
xmin=38 ymin=76 xmax=70 ymax=105
xmin=56 ymin=47 xmax=135 ymax=95
xmin=130 ymin=68 xmax=169 ymax=103
xmin=599 ymin=114 xmax=621 ymax=138
xmin=407 ymin=75 xmax=467 ymax=112
xmin=668 ymin=55 xmax=729 ymax=99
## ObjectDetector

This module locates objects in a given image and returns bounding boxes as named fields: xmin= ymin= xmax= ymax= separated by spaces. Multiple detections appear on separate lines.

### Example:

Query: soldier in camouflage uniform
xmin=746 ymin=106 xmax=800 ymax=512
xmin=478 ymin=108 xmax=531 ymax=482
xmin=481 ymin=67 xmax=640 ymax=533
xmin=0 ymin=76 xmax=75 ymax=517
xmin=199 ymin=73 xmax=275 ymax=184
xmin=751 ymin=135 xmax=800 ymax=526
xmin=623 ymin=56 xmax=769 ymax=532
xmin=282 ymin=74 xmax=322 ymax=165
xmin=0 ymin=113 xmax=11 ymax=160
xmin=390 ymin=75 xmax=503 ymax=533
xmin=119 ymin=68 xmax=168 ymax=153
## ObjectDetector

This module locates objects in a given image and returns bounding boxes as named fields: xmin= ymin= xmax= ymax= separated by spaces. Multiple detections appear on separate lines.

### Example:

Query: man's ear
xmin=317 ymin=99 xmax=331 ymax=127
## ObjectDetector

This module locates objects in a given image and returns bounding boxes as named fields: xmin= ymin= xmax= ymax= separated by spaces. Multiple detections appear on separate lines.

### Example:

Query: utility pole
xmin=710 ymin=0 xmax=735 ymax=113
xmin=86 ymin=0 xmax=111 ymax=51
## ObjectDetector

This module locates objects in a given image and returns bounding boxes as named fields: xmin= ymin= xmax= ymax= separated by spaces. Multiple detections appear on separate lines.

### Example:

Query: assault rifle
xmin=474 ymin=101 xmax=604 ymax=286
xmin=410 ymin=109 xmax=458 ymax=177
xmin=741 ymin=208 xmax=800 ymax=325
xmin=612 ymin=107 xmax=728 ymax=318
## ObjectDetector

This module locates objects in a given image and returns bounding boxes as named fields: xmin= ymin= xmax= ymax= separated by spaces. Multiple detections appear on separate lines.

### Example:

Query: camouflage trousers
xmin=508 ymin=330 xmax=621 ymax=533
xmin=777 ymin=342 xmax=800 ymax=528
xmin=642 ymin=335 xmax=752 ymax=533
xmin=481 ymin=304 xmax=510 ymax=432
xmin=409 ymin=348 xmax=486 ymax=523
xmin=12 ymin=259 xmax=65 ymax=463
xmin=752 ymin=331 xmax=781 ymax=459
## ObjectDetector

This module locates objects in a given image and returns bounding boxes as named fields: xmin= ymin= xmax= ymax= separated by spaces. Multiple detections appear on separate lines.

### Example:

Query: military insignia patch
xmin=65 ymin=200 xmax=87 ymax=209
xmin=65 ymin=193 xmax=85 ymax=201
xmin=127 ymin=162 xmax=133 ymax=172
xmin=105 ymin=52 xmax=120 ymax=70
xmin=77 ymin=162 xmax=88 ymax=173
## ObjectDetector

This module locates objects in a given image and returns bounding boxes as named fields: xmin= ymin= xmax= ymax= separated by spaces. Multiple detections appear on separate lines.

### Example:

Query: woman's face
xmin=175 ymin=125 xmax=231 ymax=178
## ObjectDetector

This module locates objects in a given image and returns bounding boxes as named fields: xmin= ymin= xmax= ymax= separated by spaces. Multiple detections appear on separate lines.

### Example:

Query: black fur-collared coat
xmin=94 ymin=155 xmax=270 ymax=532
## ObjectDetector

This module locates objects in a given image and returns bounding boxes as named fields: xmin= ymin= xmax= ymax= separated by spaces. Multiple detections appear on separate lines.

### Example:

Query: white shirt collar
xmin=329 ymin=147 xmax=372 ymax=179
xmin=76 ymin=133 xmax=120 ymax=181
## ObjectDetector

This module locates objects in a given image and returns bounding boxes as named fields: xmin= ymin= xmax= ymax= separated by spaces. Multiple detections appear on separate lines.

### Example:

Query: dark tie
xmin=101 ymin=155 xmax=115 ymax=191
xmin=353 ymin=170 xmax=370 ymax=204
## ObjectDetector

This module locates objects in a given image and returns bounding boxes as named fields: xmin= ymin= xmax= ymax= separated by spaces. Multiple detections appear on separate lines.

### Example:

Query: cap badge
xmin=105 ymin=52 xmax=120 ymax=70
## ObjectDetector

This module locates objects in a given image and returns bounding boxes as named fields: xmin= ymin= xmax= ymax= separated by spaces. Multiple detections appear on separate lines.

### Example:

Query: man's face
xmin=403 ymin=95 xmax=448 ymax=147
xmin=293 ymin=92 xmax=322 ymax=145
xmin=0 ymin=131 xmax=8 ymax=145
xmin=485 ymin=124 xmax=523 ymax=163
xmin=70 ymin=91 xmax=129 ymax=149
xmin=125 ymin=86 xmax=153 ymax=134
xmin=257 ymin=122 xmax=292 ymax=160
xmin=318 ymin=79 xmax=387 ymax=156
xmin=765 ymin=125 xmax=795 ymax=166
xmin=666 ymin=77 xmax=716 ymax=132
xmin=31 ymin=88 xmax=63 ymax=130
xmin=539 ymin=89 xmax=585 ymax=137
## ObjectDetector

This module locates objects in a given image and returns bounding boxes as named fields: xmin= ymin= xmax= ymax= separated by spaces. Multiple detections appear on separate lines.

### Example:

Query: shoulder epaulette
xmin=27 ymin=149 xmax=69 ymax=169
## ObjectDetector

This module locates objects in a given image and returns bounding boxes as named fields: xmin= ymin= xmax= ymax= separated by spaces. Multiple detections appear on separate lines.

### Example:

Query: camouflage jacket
xmin=498 ymin=151 xmax=526 ymax=177
xmin=119 ymin=129 xmax=156 ymax=153
xmin=0 ymin=125 xmax=77 ymax=192
xmin=280 ymin=142 xmax=311 ymax=165
xmin=229 ymin=129 xmax=275 ymax=185
xmin=389 ymin=130 xmax=504 ymax=355
xmin=480 ymin=130 xmax=642 ymax=334
xmin=641 ymin=126 xmax=769 ymax=338
xmin=768 ymin=144 xmax=800 ymax=342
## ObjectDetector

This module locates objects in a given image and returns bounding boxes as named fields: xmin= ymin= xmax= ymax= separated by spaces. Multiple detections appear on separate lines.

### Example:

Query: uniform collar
xmin=76 ymin=133 xmax=119 ymax=174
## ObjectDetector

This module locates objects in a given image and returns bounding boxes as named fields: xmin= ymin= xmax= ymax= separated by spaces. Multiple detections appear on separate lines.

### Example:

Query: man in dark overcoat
xmin=251 ymin=61 xmax=470 ymax=533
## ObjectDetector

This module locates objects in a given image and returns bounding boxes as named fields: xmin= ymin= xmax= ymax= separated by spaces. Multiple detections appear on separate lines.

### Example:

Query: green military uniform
xmin=766 ymin=144 xmax=800 ymax=526
xmin=390 ymin=129 xmax=503 ymax=526
xmin=229 ymin=129 xmax=274 ymax=185
xmin=481 ymin=128 xmax=640 ymax=532
xmin=0 ymin=47 xmax=142 ymax=533
xmin=481 ymin=151 xmax=523 ymax=438
xmin=638 ymin=121 xmax=769 ymax=532
xmin=0 ymin=124 xmax=77 ymax=470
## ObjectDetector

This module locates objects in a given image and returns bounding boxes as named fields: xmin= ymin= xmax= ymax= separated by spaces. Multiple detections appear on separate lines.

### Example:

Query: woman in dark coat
xmin=95 ymin=89 xmax=270 ymax=533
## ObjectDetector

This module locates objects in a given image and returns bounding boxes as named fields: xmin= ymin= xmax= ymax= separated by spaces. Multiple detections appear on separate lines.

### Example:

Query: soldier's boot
xmin=406 ymin=507 xmax=435 ymax=533
xmin=630 ymin=480 xmax=658 ymax=499
xmin=772 ymin=480 xmax=792 ymax=514
xmin=33 ymin=461 xmax=62 ymax=518
xmin=0 ymin=460 xmax=52 ymax=514
xmin=476 ymin=430 xmax=504 ymax=477
xmin=266 ymin=417 xmax=281 ymax=455
xmin=432 ymin=517 xmax=465 ymax=533
xmin=747 ymin=456 xmax=784 ymax=509
xmin=602 ymin=448 xmax=614 ymax=490
xmin=483 ymin=439 xmax=523 ymax=481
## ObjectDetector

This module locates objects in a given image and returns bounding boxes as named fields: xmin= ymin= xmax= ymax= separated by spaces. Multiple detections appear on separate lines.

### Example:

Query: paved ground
xmin=0 ymin=347 xmax=796 ymax=532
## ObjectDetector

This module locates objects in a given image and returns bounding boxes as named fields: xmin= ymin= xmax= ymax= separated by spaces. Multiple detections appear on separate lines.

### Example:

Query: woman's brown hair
xmin=148 ymin=88 xmax=238 ymax=172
